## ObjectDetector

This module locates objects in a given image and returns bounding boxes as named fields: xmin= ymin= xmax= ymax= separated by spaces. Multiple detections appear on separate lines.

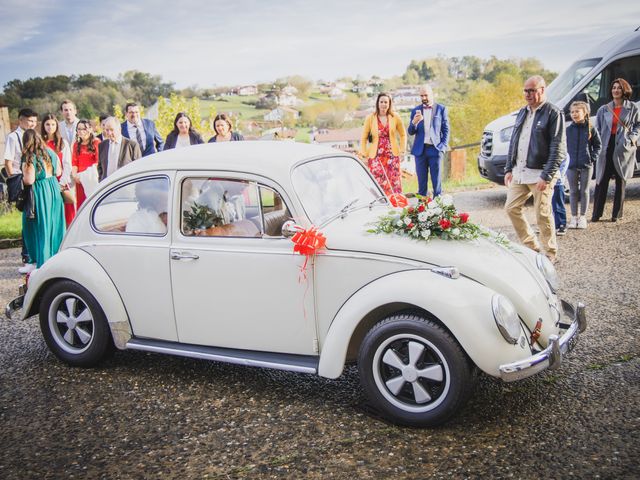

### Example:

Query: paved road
xmin=1 ymin=181 xmax=638 ymax=479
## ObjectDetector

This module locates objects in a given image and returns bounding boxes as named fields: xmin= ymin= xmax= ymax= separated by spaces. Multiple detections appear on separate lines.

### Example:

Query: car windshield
xmin=292 ymin=156 xmax=382 ymax=225
xmin=547 ymin=58 xmax=601 ymax=104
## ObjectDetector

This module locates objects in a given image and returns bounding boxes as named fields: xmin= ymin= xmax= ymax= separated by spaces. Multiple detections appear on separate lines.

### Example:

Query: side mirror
xmin=281 ymin=220 xmax=299 ymax=238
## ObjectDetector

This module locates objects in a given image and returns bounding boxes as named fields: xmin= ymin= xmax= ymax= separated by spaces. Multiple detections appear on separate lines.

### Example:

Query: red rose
xmin=439 ymin=219 xmax=451 ymax=230
xmin=407 ymin=222 xmax=415 ymax=229
xmin=408 ymin=207 xmax=415 ymax=214
xmin=459 ymin=213 xmax=469 ymax=223
xmin=417 ymin=204 xmax=425 ymax=212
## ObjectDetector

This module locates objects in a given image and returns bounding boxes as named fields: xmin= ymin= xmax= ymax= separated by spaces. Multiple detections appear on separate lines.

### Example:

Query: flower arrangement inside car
xmin=368 ymin=194 xmax=497 ymax=243
xmin=182 ymin=202 xmax=226 ymax=236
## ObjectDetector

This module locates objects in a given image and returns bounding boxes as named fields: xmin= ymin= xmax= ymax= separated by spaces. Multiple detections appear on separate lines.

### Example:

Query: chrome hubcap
xmin=372 ymin=334 xmax=450 ymax=413
xmin=49 ymin=293 xmax=95 ymax=354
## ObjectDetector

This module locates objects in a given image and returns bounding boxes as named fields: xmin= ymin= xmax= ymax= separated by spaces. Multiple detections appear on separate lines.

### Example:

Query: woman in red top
xmin=71 ymin=119 xmax=100 ymax=208
xmin=592 ymin=78 xmax=640 ymax=222
xmin=41 ymin=113 xmax=76 ymax=226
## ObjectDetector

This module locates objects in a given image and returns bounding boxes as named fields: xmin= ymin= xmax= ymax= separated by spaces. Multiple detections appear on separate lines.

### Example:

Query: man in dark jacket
xmin=504 ymin=75 xmax=566 ymax=264
xmin=120 ymin=102 xmax=164 ymax=156
xmin=99 ymin=117 xmax=142 ymax=181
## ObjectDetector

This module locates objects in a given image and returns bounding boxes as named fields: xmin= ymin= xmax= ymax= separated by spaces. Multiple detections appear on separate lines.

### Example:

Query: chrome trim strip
xmin=126 ymin=339 xmax=318 ymax=374
xmin=499 ymin=300 xmax=586 ymax=382
xmin=5 ymin=295 xmax=24 ymax=319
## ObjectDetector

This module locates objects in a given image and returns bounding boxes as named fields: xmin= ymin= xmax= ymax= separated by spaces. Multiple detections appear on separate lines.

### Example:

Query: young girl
xmin=565 ymin=101 xmax=602 ymax=229
xmin=41 ymin=113 xmax=76 ymax=226
xmin=71 ymin=119 xmax=100 ymax=208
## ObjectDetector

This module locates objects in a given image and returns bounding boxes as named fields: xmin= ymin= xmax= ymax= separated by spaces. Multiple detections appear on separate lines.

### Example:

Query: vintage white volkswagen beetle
xmin=8 ymin=142 xmax=586 ymax=427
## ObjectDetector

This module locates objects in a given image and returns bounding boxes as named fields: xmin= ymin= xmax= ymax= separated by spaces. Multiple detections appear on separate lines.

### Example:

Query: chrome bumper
xmin=5 ymin=284 xmax=26 ymax=319
xmin=499 ymin=300 xmax=586 ymax=382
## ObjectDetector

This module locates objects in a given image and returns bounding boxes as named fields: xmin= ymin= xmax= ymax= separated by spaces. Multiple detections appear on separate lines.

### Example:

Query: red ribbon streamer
xmin=388 ymin=193 xmax=408 ymax=208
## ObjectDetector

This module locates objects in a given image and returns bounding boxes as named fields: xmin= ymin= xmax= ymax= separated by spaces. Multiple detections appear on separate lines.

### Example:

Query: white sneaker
xmin=577 ymin=216 xmax=587 ymax=229
xmin=18 ymin=263 xmax=36 ymax=274
xmin=568 ymin=217 xmax=578 ymax=229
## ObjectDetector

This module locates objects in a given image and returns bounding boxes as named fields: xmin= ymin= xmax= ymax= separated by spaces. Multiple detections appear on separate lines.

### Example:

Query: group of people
xmin=359 ymin=77 xmax=638 ymax=265
xmin=2 ymin=99 xmax=245 ymax=274
xmin=504 ymin=76 xmax=639 ymax=264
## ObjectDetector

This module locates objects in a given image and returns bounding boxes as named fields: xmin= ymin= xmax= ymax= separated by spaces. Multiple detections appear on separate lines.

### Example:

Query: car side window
xmin=181 ymin=177 xmax=261 ymax=237
xmin=259 ymin=186 xmax=292 ymax=237
xmin=93 ymin=177 xmax=169 ymax=235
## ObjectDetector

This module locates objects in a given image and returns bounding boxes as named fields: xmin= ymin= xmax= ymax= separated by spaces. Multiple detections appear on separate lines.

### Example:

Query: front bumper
xmin=477 ymin=154 xmax=506 ymax=185
xmin=499 ymin=300 xmax=586 ymax=382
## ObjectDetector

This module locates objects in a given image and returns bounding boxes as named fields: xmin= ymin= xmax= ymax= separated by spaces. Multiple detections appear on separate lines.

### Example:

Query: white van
xmin=478 ymin=28 xmax=640 ymax=185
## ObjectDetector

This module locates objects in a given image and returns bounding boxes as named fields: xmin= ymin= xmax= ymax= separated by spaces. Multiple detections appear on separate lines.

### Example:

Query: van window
xmin=547 ymin=58 xmax=601 ymax=104
xmin=571 ymin=55 xmax=640 ymax=115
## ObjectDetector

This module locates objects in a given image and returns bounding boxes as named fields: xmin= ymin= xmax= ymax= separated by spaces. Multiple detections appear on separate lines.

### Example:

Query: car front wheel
xmin=358 ymin=313 xmax=474 ymax=427
xmin=39 ymin=280 xmax=112 ymax=367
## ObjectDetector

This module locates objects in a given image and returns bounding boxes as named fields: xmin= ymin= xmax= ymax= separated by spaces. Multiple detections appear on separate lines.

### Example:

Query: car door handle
xmin=171 ymin=252 xmax=200 ymax=261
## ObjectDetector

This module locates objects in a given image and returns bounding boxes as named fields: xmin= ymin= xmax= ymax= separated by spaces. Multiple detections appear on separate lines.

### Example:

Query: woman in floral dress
xmin=359 ymin=93 xmax=406 ymax=195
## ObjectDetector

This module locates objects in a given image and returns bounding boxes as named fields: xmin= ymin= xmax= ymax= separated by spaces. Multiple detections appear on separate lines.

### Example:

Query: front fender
xmin=23 ymin=247 xmax=132 ymax=349
xmin=318 ymin=269 xmax=532 ymax=379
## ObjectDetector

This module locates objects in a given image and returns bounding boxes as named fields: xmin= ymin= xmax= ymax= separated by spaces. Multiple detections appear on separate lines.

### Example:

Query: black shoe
xmin=556 ymin=226 xmax=567 ymax=236
xmin=591 ymin=217 xmax=600 ymax=222
xmin=611 ymin=217 xmax=617 ymax=223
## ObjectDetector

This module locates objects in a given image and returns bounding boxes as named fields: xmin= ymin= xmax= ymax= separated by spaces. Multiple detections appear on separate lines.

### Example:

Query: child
xmin=551 ymin=152 xmax=569 ymax=235
xmin=565 ymin=101 xmax=602 ymax=229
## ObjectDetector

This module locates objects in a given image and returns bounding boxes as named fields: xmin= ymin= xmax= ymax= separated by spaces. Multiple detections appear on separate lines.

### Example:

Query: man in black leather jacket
xmin=504 ymin=75 xmax=566 ymax=264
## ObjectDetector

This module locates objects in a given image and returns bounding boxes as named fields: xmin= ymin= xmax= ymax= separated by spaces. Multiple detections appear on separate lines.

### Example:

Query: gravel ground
xmin=0 ymin=180 xmax=638 ymax=479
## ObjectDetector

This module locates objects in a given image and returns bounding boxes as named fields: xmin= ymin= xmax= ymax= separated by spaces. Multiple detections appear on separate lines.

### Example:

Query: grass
xmin=0 ymin=208 xmax=21 ymax=239
xmin=200 ymin=96 xmax=269 ymax=120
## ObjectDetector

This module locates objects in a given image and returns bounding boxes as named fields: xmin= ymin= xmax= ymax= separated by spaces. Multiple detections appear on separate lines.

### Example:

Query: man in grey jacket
xmin=504 ymin=75 xmax=566 ymax=264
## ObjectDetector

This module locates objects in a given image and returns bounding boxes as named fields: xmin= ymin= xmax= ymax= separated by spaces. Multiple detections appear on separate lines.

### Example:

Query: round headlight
xmin=491 ymin=294 xmax=520 ymax=344
xmin=499 ymin=126 xmax=514 ymax=143
xmin=536 ymin=254 xmax=560 ymax=293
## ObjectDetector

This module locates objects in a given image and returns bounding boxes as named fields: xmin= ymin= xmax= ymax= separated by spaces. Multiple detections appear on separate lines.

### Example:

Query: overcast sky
xmin=1 ymin=0 xmax=639 ymax=90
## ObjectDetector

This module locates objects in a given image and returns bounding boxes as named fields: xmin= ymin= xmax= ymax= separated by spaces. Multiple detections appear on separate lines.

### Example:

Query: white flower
xmin=403 ymin=217 xmax=412 ymax=226
xmin=451 ymin=227 xmax=461 ymax=236
xmin=395 ymin=220 xmax=404 ymax=227
xmin=440 ymin=195 xmax=453 ymax=206
xmin=418 ymin=211 xmax=429 ymax=222
xmin=432 ymin=207 xmax=442 ymax=216
xmin=421 ymin=229 xmax=431 ymax=239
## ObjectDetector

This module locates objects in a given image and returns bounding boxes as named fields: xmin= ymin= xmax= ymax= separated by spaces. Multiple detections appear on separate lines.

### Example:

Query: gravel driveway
xmin=1 ymin=181 xmax=638 ymax=479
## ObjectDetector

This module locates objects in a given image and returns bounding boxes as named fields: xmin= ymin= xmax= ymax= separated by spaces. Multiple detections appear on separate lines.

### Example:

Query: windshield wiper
xmin=368 ymin=195 xmax=387 ymax=209
xmin=339 ymin=197 xmax=360 ymax=217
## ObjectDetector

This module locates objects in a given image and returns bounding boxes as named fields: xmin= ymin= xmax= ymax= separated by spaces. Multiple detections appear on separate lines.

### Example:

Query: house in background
xmin=263 ymin=107 xmax=300 ymax=122
xmin=237 ymin=85 xmax=258 ymax=96
xmin=314 ymin=127 xmax=362 ymax=153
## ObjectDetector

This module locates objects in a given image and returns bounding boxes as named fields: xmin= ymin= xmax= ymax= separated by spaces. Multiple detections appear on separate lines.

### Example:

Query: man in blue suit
xmin=408 ymin=85 xmax=450 ymax=197
xmin=121 ymin=102 xmax=164 ymax=156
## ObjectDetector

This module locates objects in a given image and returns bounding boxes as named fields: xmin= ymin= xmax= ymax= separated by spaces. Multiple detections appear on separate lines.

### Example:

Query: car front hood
xmin=320 ymin=207 xmax=556 ymax=335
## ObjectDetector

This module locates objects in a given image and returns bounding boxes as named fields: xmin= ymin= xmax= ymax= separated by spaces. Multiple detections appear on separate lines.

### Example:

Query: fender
xmin=318 ymin=269 xmax=533 ymax=379
xmin=23 ymin=247 xmax=132 ymax=349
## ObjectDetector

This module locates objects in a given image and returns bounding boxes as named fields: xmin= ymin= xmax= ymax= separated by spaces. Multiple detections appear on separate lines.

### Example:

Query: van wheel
xmin=39 ymin=280 xmax=112 ymax=367
xmin=358 ymin=313 xmax=474 ymax=427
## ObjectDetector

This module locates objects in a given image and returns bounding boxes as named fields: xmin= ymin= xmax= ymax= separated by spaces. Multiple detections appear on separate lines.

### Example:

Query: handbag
xmin=16 ymin=184 xmax=35 ymax=219
xmin=6 ymin=173 xmax=23 ymax=202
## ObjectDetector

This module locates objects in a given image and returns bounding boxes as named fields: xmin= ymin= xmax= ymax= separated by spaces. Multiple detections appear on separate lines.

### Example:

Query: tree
xmin=119 ymin=70 xmax=174 ymax=106
xmin=156 ymin=93 xmax=208 ymax=138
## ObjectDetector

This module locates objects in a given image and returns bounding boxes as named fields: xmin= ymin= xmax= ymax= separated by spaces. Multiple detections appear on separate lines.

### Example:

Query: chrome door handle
xmin=171 ymin=252 xmax=200 ymax=260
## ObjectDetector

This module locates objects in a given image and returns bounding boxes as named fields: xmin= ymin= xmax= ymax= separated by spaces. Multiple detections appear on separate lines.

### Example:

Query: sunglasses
xmin=523 ymin=88 xmax=541 ymax=94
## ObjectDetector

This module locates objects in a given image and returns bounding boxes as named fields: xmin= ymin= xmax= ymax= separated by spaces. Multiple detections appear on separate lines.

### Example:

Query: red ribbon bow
xmin=388 ymin=193 xmax=408 ymax=208
xmin=292 ymin=226 xmax=326 ymax=257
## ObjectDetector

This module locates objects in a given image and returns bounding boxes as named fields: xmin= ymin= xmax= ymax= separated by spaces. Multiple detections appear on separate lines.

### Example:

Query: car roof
xmin=106 ymin=141 xmax=350 ymax=184
xmin=579 ymin=29 xmax=640 ymax=60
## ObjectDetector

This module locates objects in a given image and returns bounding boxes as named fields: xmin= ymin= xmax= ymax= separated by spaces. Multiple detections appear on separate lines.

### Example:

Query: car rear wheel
xmin=39 ymin=280 xmax=112 ymax=367
xmin=358 ymin=313 xmax=474 ymax=427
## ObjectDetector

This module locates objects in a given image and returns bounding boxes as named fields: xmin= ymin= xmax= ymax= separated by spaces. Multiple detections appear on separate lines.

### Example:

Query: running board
xmin=126 ymin=338 xmax=318 ymax=374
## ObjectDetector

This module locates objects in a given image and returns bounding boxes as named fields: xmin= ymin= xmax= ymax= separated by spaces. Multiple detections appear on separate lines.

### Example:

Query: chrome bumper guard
xmin=5 ymin=284 xmax=26 ymax=319
xmin=499 ymin=301 xmax=586 ymax=382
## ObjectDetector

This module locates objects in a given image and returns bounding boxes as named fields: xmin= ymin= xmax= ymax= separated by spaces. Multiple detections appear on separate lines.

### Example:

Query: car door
xmin=169 ymin=172 xmax=317 ymax=355
xmin=85 ymin=174 xmax=178 ymax=341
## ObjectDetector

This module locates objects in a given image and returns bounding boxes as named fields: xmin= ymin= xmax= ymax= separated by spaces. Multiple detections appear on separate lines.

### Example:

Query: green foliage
xmin=182 ymin=202 xmax=224 ymax=232
xmin=0 ymin=209 xmax=22 ymax=239
xmin=156 ymin=93 xmax=209 ymax=138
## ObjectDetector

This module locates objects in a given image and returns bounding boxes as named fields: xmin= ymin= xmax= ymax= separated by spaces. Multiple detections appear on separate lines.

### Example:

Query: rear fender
xmin=23 ymin=247 xmax=132 ymax=349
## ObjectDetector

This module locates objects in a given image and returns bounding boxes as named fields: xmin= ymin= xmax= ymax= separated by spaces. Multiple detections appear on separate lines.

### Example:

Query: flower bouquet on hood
xmin=368 ymin=194 xmax=495 ymax=243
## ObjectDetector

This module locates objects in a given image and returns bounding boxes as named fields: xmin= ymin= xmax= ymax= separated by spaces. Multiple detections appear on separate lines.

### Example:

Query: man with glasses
xmin=408 ymin=84 xmax=450 ymax=197
xmin=120 ymin=102 xmax=164 ymax=157
xmin=504 ymin=76 xmax=566 ymax=264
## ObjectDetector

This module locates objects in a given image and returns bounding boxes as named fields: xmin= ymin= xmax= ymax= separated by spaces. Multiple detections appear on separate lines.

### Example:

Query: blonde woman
xmin=359 ymin=93 xmax=406 ymax=195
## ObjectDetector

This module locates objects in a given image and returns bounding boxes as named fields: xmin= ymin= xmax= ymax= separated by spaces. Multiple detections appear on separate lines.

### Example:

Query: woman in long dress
xmin=359 ymin=93 xmax=407 ymax=196
xmin=20 ymin=129 xmax=65 ymax=270
xmin=41 ymin=113 xmax=76 ymax=226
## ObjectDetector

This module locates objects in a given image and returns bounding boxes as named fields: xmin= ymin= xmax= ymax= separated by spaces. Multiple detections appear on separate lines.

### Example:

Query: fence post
xmin=449 ymin=149 xmax=466 ymax=181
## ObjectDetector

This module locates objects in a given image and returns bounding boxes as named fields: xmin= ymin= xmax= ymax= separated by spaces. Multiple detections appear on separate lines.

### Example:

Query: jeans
xmin=414 ymin=145 xmax=443 ymax=197
xmin=552 ymin=183 xmax=567 ymax=228
xmin=566 ymin=167 xmax=592 ymax=216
